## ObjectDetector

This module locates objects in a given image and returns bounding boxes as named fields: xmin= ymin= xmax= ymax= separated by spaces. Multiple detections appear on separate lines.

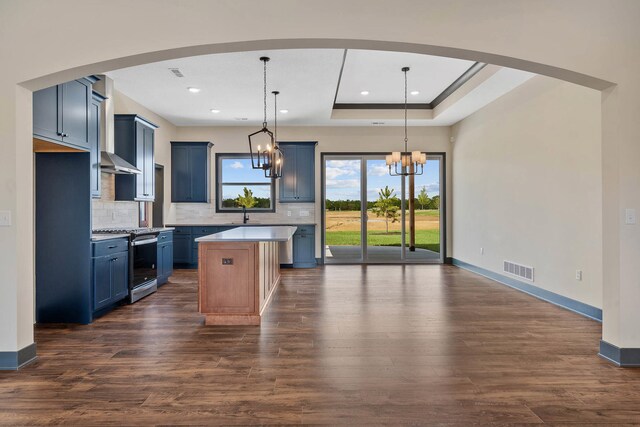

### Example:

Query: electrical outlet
xmin=287 ymin=210 xmax=292 ymax=217
xmin=576 ymin=270 xmax=583 ymax=281
xmin=625 ymin=208 xmax=636 ymax=225
xmin=0 ymin=210 xmax=11 ymax=226
xmin=299 ymin=210 xmax=310 ymax=217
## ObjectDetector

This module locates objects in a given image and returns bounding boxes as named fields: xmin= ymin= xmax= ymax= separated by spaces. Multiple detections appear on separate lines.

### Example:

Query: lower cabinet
xmin=91 ymin=242 xmax=129 ymax=314
xmin=173 ymin=234 xmax=192 ymax=265
xmin=172 ymin=226 xmax=236 ymax=268
xmin=157 ymin=231 xmax=174 ymax=285
xmin=293 ymin=225 xmax=317 ymax=268
xmin=170 ymin=225 xmax=316 ymax=269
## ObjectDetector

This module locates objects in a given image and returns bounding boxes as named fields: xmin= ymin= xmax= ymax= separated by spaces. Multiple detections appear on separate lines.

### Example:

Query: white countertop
xmin=194 ymin=226 xmax=297 ymax=243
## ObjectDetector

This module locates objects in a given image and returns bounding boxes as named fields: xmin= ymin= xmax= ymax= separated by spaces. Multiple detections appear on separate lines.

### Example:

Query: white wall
xmin=452 ymin=76 xmax=602 ymax=308
xmin=172 ymin=126 xmax=452 ymax=258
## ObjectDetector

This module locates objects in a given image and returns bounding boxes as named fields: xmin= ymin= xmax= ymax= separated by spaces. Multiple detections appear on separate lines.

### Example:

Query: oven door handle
xmin=131 ymin=237 xmax=158 ymax=246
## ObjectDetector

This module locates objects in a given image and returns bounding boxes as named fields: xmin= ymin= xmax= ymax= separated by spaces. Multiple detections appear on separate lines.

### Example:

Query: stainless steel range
xmin=93 ymin=228 xmax=165 ymax=303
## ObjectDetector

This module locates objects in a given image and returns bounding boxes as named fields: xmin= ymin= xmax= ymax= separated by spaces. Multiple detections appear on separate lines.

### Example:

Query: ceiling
xmin=335 ymin=50 xmax=475 ymax=104
xmin=106 ymin=49 xmax=534 ymax=127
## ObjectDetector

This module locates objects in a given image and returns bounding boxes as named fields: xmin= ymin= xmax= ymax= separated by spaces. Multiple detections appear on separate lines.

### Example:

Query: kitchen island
xmin=195 ymin=226 xmax=297 ymax=325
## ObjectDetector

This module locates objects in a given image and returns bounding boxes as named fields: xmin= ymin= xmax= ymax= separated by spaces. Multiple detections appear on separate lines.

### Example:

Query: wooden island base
xmin=198 ymin=240 xmax=282 ymax=326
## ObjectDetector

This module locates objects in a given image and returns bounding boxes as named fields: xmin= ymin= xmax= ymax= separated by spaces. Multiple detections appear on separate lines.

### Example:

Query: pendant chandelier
xmin=248 ymin=56 xmax=283 ymax=179
xmin=266 ymin=90 xmax=282 ymax=179
xmin=387 ymin=67 xmax=426 ymax=176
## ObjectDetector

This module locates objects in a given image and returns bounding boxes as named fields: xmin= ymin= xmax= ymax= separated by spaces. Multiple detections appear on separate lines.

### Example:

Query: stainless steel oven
xmin=130 ymin=233 xmax=159 ymax=303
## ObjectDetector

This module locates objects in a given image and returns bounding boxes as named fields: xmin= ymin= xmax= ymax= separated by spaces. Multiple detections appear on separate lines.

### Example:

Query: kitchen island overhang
xmin=195 ymin=226 xmax=297 ymax=326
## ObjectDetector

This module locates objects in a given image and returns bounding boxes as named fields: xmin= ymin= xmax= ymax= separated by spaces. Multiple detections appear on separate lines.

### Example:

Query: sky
xmin=220 ymin=156 xmax=441 ymax=202
xmin=220 ymin=157 xmax=272 ymax=200
xmin=326 ymin=158 xmax=441 ymax=201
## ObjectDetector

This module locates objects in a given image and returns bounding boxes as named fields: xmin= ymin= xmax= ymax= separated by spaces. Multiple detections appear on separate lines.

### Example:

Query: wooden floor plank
xmin=1 ymin=265 xmax=639 ymax=425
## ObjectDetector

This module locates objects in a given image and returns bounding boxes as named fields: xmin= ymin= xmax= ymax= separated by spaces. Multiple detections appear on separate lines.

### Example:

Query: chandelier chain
xmin=263 ymin=58 xmax=267 ymax=128
xmin=274 ymin=92 xmax=278 ymax=142
xmin=404 ymin=68 xmax=408 ymax=149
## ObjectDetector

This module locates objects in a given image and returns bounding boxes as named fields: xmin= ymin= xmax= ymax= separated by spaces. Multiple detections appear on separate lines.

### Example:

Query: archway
xmin=1 ymin=1 xmax=637 ymax=368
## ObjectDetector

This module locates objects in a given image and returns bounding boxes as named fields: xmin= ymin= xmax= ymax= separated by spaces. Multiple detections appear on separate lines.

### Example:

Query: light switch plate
xmin=0 ymin=210 xmax=11 ymax=226
xmin=625 ymin=208 xmax=637 ymax=225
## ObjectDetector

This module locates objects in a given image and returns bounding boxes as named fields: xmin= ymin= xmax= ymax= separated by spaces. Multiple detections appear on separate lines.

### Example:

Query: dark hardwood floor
xmin=2 ymin=265 xmax=640 ymax=425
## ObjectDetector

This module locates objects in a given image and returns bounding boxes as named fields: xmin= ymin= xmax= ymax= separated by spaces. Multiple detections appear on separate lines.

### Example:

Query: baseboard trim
xmin=0 ymin=343 xmax=37 ymax=370
xmin=451 ymin=258 xmax=602 ymax=322
xmin=599 ymin=340 xmax=640 ymax=367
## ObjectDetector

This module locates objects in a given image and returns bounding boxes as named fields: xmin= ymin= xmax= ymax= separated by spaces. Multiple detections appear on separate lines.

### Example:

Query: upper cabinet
xmin=279 ymin=142 xmax=317 ymax=203
xmin=33 ymin=76 xmax=99 ymax=151
xmin=114 ymin=114 xmax=158 ymax=202
xmin=171 ymin=141 xmax=212 ymax=203
xmin=89 ymin=92 xmax=106 ymax=198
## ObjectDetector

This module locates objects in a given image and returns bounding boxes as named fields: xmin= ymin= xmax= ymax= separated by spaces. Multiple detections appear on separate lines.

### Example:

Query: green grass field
xmin=325 ymin=229 xmax=440 ymax=253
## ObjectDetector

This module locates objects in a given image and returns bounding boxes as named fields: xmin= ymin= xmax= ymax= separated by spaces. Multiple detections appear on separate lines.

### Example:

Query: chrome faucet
xmin=242 ymin=206 xmax=249 ymax=224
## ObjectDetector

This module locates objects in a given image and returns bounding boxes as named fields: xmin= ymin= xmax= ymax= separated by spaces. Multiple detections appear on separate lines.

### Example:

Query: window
xmin=216 ymin=154 xmax=275 ymax=212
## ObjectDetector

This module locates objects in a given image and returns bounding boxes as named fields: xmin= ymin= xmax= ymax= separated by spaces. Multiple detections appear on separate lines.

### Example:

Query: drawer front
xmin=172 ymin=226 xmax=192 ymax=235
xmin=295 ymin=225 xmax=315 ymax=236
xmin=158 ymin=230 xmax=173 ymax=243
xmin=93 ymin=238 xmax=129 ymax=257
xmin=192 ymin=226 xmax=218 ymax=236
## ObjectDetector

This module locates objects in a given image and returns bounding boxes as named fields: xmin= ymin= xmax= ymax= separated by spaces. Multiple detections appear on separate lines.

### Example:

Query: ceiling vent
xmin=169 ymin=68 xmax=184 ymax=77
xmin=503 ymin=260 xmax=534 ymax=282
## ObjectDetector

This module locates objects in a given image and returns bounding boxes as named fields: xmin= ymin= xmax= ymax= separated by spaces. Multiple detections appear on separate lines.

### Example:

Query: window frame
xmin=215 ymin=153 xmax=276 ymax=213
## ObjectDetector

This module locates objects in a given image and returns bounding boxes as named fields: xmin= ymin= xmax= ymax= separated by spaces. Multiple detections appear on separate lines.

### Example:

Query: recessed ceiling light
xmin=410 ymin=90 xmax=420 ymax=96
xmin=210 ymin=109 xmax=220 ymax=114
xmin=187 ymin=87 xmax=201 ymax=93
xmin=360 ymin=91 xmax=369 ymax=96
xmin=279 ymin=109 xmax=289 ymax=114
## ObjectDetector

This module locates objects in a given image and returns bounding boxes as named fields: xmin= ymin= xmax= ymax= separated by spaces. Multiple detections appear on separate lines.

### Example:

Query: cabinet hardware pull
xmin=112 ymin=258 xmax=118 ymax=261
xmin=108 ymin=245 xmax=117 ymax=249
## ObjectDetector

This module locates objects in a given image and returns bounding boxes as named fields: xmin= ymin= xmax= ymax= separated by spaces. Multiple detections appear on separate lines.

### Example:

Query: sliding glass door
xmin=323 ymin=157 xmax=363 ymax=261
xmin=323 ymin=154 xmax=444 ymax=264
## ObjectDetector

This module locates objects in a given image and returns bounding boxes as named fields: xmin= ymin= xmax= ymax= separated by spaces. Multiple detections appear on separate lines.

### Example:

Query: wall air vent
xmin=169 ymin=68 xmax=184 ymax=77
xmin=503 ymin=260 xmax=534 ymax=282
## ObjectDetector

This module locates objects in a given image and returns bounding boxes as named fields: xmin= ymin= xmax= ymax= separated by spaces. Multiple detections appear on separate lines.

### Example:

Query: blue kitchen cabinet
xmin=114 ymin=114 xmax=158 ymax=201
xmin=172 ymin=226 xmax=238 ymax=268
xmin=36 ymin=152 xmax=92 ymax=324
xmin=173 ymin=234 xmax=192 ymax=266
xmin=91 ymin=239 xmax=129 ymax=314
xmin=279 ymin=142 xmax=317 ymax=203
xmin=293 ymin=225 xmax=316 ymax=268
xmin=157 ymin=230 xmax=174 ymax=285
xmin=33 ymin=77 xmax=99 ymax=151
xmin=171 ymin=142 xmax=212 ymax=202
xmin=90 ymin=91 xmax=106 ymax=198
xmin=92 ymin=256 xmax=112 ymax=311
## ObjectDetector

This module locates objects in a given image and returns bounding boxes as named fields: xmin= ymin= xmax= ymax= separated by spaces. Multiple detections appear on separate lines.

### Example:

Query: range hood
xmin=100 ymin=151 xmax=141 ymax=174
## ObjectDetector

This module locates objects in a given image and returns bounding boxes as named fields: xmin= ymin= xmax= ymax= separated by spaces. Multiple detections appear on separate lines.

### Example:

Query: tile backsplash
xmin=91 ymin=173 xmax=138 ymax=229
xmin=92 ymin=174 xmax=316 ymax=228
xmin=167 ymin=202 xmax=316 ymax=225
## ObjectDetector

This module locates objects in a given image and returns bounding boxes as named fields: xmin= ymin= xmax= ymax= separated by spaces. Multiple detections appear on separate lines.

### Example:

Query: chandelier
xmin=248 ymin=56 xmax=283 ymax=179
xmin=387 ymin=67 xmax=426 ymax=176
